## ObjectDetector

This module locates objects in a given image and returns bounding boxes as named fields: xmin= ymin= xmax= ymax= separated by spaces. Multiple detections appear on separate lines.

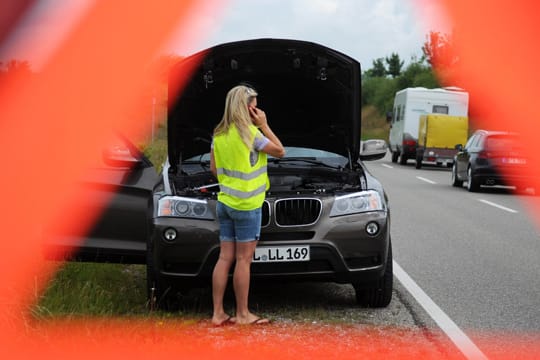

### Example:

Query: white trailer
xmin=388 ymin=87 xmax=469 ymax=165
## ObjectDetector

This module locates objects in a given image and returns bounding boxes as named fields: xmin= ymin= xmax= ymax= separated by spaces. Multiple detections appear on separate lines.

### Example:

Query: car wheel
xmin=391 ymin=151 xmax=399 ymax=163
xmin=467 ymin=166 xmax=480 ymax=192
xmin=354 ymin=241 xmax=393 ymax=308
xmin=451 ymin=163 xmax=463 ymax=187
xmin=147 ymin=241 xmax=178 ymax=311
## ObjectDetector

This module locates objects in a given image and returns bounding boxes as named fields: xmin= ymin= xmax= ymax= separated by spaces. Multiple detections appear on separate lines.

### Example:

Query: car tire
xmin=467 ymin=166 xmax=480 ymax=192
xmin=147 ymin=241 xmax=178 ymax=311
xmin=354 ymin=241 xmax=393 ymax=308
xmin=391 ymin=151 xmax=399 ymax=163
xmin=451 ymin=163 xmax=463 ymax=187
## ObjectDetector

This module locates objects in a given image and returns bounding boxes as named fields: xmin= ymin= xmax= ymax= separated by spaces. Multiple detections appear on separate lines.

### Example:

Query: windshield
xmin=486 ymin=135 xmax=522 ymax=152
xmin=184 ymin=146 xmax=348 ymax=167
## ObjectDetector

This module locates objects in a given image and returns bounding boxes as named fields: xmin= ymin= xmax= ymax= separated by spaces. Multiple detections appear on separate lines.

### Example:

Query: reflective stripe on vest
xmin=219 ymin=183 xmax=267 ymax=199
xmin=216 ymin=166 xmax=267 ymax=181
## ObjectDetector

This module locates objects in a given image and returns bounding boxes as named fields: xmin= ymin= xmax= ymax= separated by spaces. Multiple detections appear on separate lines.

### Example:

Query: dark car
xmin=451 ymin=129 xmax=535 ymax=192
xmin=45 ymin=38 xmax=392 ymax=309
xmin=42 ymin=134 xmax=158 ymax=264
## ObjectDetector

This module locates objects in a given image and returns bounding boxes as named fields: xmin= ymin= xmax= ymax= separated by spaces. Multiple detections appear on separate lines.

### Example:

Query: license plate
xmin=253 ymin=246 xmax=310 ymax=263
xmin=502 ymin=157 xmax=526 ymax=164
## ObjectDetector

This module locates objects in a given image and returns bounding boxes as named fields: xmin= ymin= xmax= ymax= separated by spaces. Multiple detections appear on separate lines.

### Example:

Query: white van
xmin=388 ymin=87 xmax=469 ymax=164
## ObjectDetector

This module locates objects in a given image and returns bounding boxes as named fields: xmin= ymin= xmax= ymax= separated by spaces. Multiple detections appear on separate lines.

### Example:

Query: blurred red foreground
xmin=1 ymin=0 xmax=539 ymax=359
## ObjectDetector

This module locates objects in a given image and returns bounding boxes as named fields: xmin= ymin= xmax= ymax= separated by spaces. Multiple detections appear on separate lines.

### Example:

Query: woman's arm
xmin=210 ymin=149 xmax=217 ymax=177
xmin=258 ymin=123 xmax=285 ymax=158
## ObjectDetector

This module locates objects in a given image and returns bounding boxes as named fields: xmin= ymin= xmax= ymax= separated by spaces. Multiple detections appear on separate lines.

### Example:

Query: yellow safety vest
xmin=213 ymin=124 xmax=269 ymax=210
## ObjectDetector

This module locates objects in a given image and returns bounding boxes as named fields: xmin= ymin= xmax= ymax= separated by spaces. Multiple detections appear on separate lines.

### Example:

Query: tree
xmin=396 ymin=58 xmax=440 ymax=90
xmin=362 ymin=55 xmax=440 ymax=116
xmin=385 ymin=53 xmax=404 ymax=78
xmin=365 ymin=57 xmax=387 ymax=77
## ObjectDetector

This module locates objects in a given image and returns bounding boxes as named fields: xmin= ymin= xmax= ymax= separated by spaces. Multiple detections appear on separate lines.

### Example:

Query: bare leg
xmin=233 ymin=240 xmax=268 ymax=324
xmin=211 ymin=241 xmax=235 ymax=325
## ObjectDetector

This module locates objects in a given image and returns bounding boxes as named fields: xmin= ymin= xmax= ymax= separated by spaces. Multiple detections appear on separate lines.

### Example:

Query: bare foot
xmin=248 ymin=317 xmax=270 ymax=325
xmin=211 ymin=314 xmax=233 ymax=326
xmin=235 ymin=312 xmax=270 ymax=325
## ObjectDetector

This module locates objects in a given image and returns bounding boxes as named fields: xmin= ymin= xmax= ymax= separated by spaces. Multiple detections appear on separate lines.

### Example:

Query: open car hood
xmin=168 ymin=38 xmax=361 ymax=170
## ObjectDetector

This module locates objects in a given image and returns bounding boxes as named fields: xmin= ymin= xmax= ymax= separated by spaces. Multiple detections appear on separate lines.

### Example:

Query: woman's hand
xmin=249 ymin=106 xmax=267 ymax=128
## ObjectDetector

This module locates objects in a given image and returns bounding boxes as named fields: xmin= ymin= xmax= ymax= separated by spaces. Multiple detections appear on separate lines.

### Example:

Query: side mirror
xmin=360 ymin=139 xmax=388 ymax=161
xmin=454 ymin=144 xmax=463 ymax=151
xmin=102 ymin=145 xmax=142 ymax=168
xmin=386 ymin=111 xmax=393 ymax=123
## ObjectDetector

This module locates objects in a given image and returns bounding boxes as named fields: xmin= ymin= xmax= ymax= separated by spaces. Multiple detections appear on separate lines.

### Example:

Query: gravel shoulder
xmin=173 ymin=277 xmax=459 ymax=358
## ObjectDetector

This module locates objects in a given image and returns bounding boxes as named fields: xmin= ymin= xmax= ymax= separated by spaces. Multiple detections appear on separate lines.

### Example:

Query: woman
xmin=210 ymin=84 xmax=285 ymax=325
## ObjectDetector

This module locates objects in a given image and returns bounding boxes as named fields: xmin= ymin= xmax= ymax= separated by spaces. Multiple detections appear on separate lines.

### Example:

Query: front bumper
xmin=151 ymin=210 xmax=390 ymax=287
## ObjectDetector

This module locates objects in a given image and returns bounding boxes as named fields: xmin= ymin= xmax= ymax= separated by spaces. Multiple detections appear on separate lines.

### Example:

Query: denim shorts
xmin=216 ymin=201 xmax=262 ymax=242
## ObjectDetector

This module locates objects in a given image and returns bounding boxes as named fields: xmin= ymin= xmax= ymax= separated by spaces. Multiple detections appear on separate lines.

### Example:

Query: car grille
xmin=261 ymin=201 xmax=271 ymax=227
xmin=274 ymin=198 xmax=322 ymax=226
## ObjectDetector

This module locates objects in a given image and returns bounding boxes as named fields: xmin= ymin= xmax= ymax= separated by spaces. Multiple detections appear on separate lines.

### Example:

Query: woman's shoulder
xmin=247 ymin=123 xmax=259 ymax=133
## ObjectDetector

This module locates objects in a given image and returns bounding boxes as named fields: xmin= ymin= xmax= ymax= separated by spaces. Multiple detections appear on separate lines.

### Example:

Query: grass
xmin=34 ymin=263 xmax=149 ymax=318
xmin=139 ymin=119 xmax=168 ymax=172
xmin=142 ymin=138 xmax=167 ymax=172
xmin=32 ymin=262 xmax=385 ymax=325
xmin=362 ymin=105 xmax=390 ymax=141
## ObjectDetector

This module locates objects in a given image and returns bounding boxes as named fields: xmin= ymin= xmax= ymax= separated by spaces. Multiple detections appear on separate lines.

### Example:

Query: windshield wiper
xmin=268 ymin=157 xmax=342 ymax=170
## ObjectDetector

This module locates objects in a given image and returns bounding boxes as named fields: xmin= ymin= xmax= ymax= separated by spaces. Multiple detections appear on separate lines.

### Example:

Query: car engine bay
xmin=170 ymin=167 xmax=363 ymax=197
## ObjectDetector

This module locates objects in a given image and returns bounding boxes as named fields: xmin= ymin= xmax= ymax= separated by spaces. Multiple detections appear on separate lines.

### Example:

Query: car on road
xmin=451 ymin=129 xmax=535 ymax=192
xmin=45 ymin=38 xmax=392 ymax=309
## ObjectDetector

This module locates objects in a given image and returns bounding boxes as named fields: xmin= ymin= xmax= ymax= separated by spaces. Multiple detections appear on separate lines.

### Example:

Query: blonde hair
xmin=214 ymin=85 xmax=258 ymax=149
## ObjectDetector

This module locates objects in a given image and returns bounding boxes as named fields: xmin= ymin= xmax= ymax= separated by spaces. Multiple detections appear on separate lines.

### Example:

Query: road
xmin=364 ymin=154 xmax=540 ymax=356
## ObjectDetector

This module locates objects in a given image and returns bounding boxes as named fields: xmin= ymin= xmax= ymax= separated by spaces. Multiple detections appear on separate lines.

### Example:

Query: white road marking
xmin=381 ymin=164 xmax=394 ymax=169
xmin=394 ymin=261 xmax=488 ymax=360
xmin=478 ymin=199 xmax=518 ymax=213
xmin=416 ymin=176 xmax=437 ymax=184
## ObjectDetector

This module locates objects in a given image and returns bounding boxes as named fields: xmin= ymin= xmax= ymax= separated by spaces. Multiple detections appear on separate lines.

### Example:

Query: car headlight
xmin=329 ymin=190 xmax=383 ymax=217
xmin=157 ymin=196 xmax=214 ymax=220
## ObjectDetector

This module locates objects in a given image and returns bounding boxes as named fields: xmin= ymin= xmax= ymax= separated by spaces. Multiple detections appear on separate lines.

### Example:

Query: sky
xmin=0 ymin=0 xmax=450 ymax=72
xmin=168 ymin=0 xmax=450 ymax=69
